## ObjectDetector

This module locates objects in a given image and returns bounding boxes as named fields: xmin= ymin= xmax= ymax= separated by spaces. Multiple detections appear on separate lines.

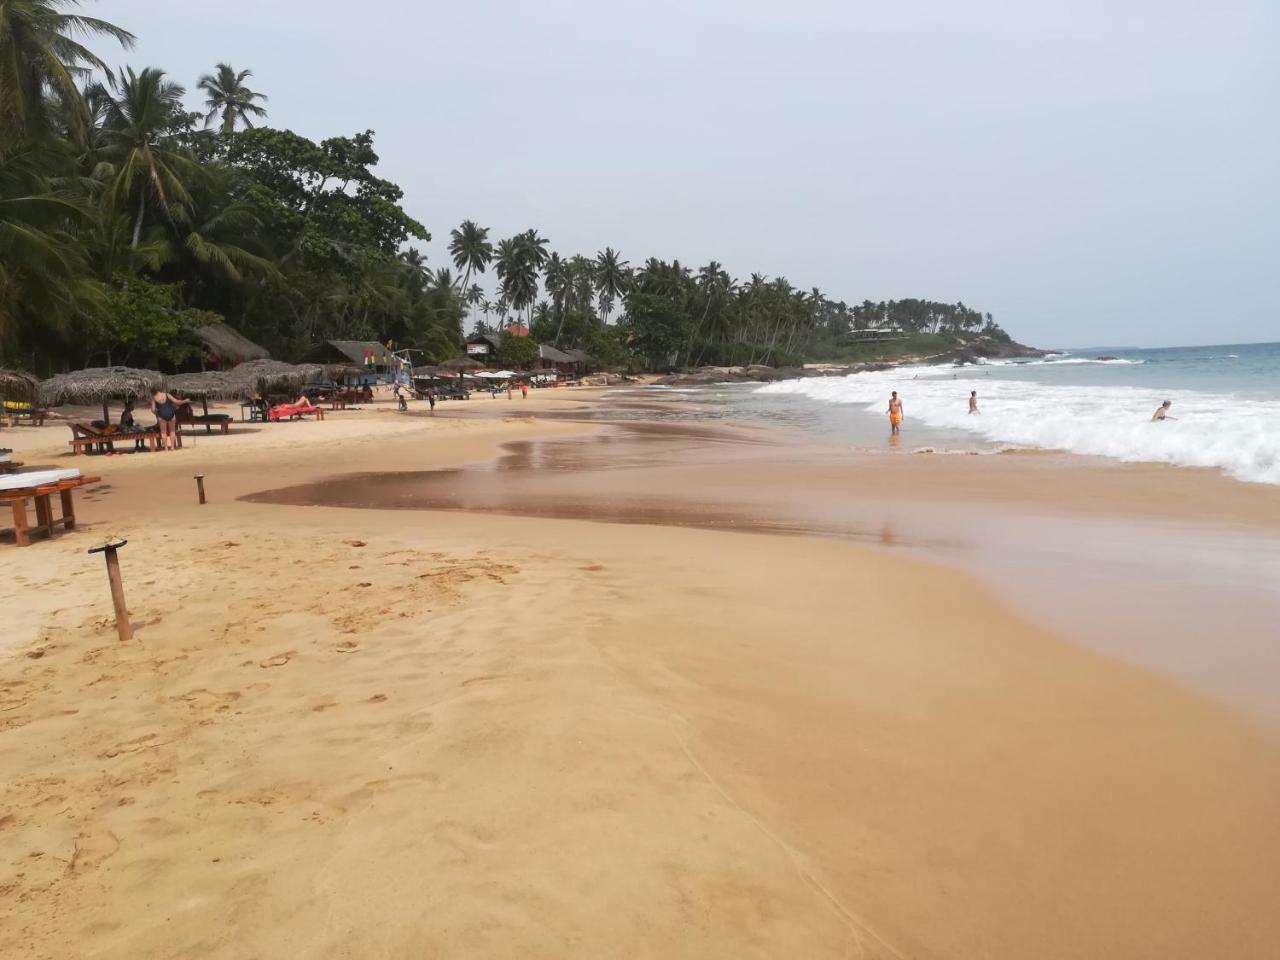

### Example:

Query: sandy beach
xmin=2 ymin=390 xmax=1279 ymax=959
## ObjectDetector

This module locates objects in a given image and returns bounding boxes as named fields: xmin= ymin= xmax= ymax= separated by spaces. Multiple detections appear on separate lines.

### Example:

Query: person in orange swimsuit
xmin=888 ymin=391 xmax=904 ymax=435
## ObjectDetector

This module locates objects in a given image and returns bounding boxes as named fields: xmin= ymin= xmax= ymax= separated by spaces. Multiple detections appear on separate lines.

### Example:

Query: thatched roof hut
xmin=193 ymin=323 xmax=270 ymax=366
xmin=441 ymin=356 xmax=484 ymax=372
xmin=40 ymin=366 xmax=165 ymax=420
xmin=0 ymin=369 xmax=39 ymax=403
xmin=224 ymin=359 xmax=321 ymax=397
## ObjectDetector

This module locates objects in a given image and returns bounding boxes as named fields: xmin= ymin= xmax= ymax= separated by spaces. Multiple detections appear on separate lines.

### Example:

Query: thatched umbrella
xmin=0 ymin=369 xmax=39 ymax=403
xmin=165 ymin=371 xmax=239 ymax=417
xmin=40 ymin=366 xmax=165 ymax=422
xmin=224 ymin=359 xmax=321 ymax=398
xmin=441 ymin=356 xmax=483 ymax=390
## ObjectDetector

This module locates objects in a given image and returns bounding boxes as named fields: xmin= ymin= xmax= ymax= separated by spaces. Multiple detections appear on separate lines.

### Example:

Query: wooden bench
xmin=0 ymin=474 xmax=100 ymax=547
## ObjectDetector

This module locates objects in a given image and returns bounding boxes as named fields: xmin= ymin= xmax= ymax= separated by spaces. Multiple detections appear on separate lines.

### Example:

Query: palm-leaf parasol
xmin=224 ymin=359 xmax=322 ymax=398
xmin=0 ymin=369 xmax=40 ymax=404
xmin=40 ymin=366 xmax=166 ymax=421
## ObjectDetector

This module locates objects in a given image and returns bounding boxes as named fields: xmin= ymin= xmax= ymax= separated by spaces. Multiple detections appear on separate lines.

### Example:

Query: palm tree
xmin=95 ymin=66 xmax=202 ymax=248
xmin=197 ymin=63 xmax=268 ymax=135
xmin=447 ymin=220 xmax=492 ymax=294
xmin=465 ymin=283 xmax=483 ymax=327
xmin=593 ymin=246 xmax=629 ymax=324
xmin=400 ymin=247 xmax=428 ymax=277
xmin=0 ymin=146 xmax=102 ymax=349
xmin=0 ymin=0 xmax=135 ymax=152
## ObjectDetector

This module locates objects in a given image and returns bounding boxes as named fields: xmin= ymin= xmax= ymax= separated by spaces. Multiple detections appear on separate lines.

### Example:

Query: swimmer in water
xmin=1152 ymin=400 xmax=1175 ymax=421
xmin=969 ymin=391 xmax=979 ymax=414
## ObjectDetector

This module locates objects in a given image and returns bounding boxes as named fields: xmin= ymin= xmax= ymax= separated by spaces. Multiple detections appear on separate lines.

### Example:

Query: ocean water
xmin=754 ymin=342 xmax=1280 ymax=484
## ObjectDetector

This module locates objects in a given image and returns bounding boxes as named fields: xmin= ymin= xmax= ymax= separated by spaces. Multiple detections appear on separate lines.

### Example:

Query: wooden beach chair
xmin=268 ymin=400 xmax=327 ymax=422
xmin=176 ymin=404 xmax=233 ymax=435
xmin=0 ymin=470 xmax=101 ymax=547
xmin=67 ymin=423 xmax=116 ymax=455
xmin=3 ymin=400 xmax=48 ymax=427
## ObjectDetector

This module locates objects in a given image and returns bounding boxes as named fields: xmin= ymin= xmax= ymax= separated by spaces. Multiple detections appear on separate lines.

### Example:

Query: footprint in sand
xmin=367 ymin=694 xmax=387 ymax=703
xmin=100 ymin=733 xmax=161 ymax=759
xmin=68 ymin=831 xmax=120 ymax=874
xmin=258 ymin=652 xmax=293 ymax=669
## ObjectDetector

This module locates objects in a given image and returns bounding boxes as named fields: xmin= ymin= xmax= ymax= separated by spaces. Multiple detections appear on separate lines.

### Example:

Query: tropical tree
xmin=0 ymin=0 xmax=134 ymax=151
xmin=94 ymin=66 xmax=202 ymax=247
xmin=0 ymin=146 xmax=101 ymax=352
xmin=447 ymin=219 xmax=492 ymax=294
xmin=593 ymin=246 xmax=628 ymax=324
xmin=197 ymin=63 xmax=268 ymax=134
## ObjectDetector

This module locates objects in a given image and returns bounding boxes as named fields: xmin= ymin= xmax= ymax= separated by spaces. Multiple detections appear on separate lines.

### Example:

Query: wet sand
xmin=2 ymin=391 xmax=1280 ymax=959
xmin=249 ymin=419 xmax=1280 ymax=726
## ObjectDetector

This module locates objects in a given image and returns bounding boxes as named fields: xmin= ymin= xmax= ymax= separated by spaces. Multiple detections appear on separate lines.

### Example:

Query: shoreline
xmin=2 ymin=390 xmax=1279 ymax=958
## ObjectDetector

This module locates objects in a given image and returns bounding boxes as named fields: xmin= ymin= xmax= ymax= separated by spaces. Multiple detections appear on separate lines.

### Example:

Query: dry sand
xmin=2 ymin=393 xmax=1279 ymax=959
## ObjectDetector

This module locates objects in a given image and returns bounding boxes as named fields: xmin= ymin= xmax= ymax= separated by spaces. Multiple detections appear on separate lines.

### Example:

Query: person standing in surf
xmin=888 ymin=391 xmax=904 ymax=435
xmin=969 ymin=391 xmax=979 ymax=414
xmin=1152 ymin=400 xmax=1175 ymax=421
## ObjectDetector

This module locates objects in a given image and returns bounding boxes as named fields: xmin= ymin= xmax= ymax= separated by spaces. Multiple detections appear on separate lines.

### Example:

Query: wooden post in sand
xmin=194 ymin=474 xmax=207 ymax=505
xmin=88 ymin=539 xmax=131 ymax=642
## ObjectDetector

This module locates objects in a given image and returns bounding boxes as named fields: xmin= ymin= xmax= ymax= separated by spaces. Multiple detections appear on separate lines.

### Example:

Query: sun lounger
xmin=176 ymin=406 xmax=233 ymax=434
xmin=0 ymin=469 xmax=100 ymax=547
xmin=67 ymin=423 xmax=169 ymax=454
xmin=3 ymin=400 xmax=48 ymax=427
xmin=268 ymin=401 xmax=326 ymax=422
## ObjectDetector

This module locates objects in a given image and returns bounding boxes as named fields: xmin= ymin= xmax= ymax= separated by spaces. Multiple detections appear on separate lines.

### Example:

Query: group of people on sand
xmin=884 ymin=390 xmax=1176 ymax=436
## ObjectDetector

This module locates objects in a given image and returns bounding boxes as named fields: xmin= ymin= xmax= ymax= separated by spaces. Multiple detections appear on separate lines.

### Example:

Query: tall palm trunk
xmin=131 ymin=187 xmax=146 ymax=249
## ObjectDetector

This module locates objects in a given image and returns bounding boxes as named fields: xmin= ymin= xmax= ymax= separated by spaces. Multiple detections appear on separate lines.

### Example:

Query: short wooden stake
xmin=194 ymin=475 xmax=206 ymax=505
xmin=88 ymin=539 xmax=131 ymax=642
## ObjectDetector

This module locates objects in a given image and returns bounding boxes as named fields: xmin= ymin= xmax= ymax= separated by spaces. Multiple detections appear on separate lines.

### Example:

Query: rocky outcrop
xmin=650 ymin=338 xmax=1051 ymax=386
xmin=926 ymin=338 xmax=1053 ymax=366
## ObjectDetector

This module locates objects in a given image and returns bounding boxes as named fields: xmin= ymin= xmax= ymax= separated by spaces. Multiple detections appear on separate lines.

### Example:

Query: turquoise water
xmin=983 ymin=341 xmax=1280 ymax=397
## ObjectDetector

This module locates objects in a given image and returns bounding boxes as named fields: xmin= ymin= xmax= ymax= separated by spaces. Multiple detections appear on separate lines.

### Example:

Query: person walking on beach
xmin=887 ymin=391 xmax=904 ymax=435
xmin=969 ymin=391 xmax=979 ymax=414
xmin=427 ymin=391 xmax=436 ymax=416
xmin=520 ymin=382 xmax=529 ymax=399
xmin=1152 ymin=400 xmax=1175 ymax=421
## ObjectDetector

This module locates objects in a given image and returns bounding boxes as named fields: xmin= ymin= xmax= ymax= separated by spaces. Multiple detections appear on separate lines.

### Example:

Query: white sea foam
xmin=758 ymin=370 xmax=1280 ymax=484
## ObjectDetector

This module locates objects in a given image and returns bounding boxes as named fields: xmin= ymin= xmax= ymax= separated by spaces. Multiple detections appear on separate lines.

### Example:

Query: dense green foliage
xmin=0 ymin=2 xmax=1014 ymax=375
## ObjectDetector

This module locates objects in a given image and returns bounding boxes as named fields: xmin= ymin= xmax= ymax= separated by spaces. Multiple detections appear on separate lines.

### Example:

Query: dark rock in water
xmin=1095 ymin=355 xmax=1118 ymax=361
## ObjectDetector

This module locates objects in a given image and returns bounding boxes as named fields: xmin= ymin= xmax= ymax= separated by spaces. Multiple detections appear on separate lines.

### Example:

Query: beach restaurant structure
xmin=299 ymin=340 xmax=394 ymax=378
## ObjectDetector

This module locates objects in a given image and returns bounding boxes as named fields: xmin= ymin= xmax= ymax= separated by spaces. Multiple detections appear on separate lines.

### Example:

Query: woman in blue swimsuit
xmin=150 ymin=389 xmax=186 ymax=451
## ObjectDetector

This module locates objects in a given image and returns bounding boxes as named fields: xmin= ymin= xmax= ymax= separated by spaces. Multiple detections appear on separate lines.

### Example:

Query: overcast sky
xmin=97 ymin=0 xmax=1277 ymax=347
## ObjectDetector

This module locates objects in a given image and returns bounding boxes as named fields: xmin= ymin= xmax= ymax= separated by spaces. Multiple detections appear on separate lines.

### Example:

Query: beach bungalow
xmin=192 ymin=322 xmax=271 ymax=369
xmin=534 ymin=345 xmax=578 ymax=379
xmin=565 ymin=349 xmax=599 ymax=375
xmin=299 ymin=340 xmax=394 ymax=376
xmin=464 ymin=332 xmax=503 ymax=364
